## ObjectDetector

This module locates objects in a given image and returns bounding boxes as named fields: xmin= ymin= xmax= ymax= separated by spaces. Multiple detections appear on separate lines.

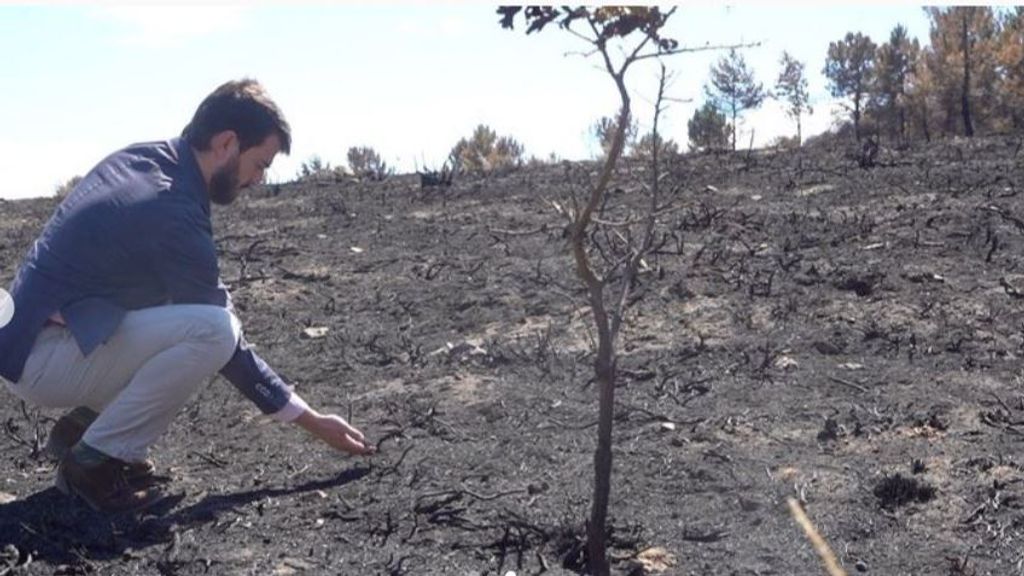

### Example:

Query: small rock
xmin=659 ymin=422 xmax=677 ymax=432
xmin=0 ymin=492 xmax=15 ymax=504
xmin=301 ymin=327 xmax=329 ymax=339
xmin=774 ymin=356 xmax=799 ymax=370
xmin=855 ymin=559 xmax=869 ymax=572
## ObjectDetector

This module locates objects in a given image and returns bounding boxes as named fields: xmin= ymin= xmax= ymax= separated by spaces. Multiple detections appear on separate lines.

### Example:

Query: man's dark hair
xmin=182 ymin=78 xmax=291 ymax=154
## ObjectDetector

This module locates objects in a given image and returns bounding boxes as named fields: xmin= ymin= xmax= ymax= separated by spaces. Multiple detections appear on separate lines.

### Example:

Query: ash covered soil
xmin=3 ymin=138 xmax=1024 ymax=575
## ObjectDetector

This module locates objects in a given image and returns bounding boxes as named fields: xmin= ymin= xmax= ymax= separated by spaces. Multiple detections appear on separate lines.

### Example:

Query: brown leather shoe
xmin=46 ymin=407 xmax=159 ymax=485
xmin=56 ymin=444 xmax=165 ymax=513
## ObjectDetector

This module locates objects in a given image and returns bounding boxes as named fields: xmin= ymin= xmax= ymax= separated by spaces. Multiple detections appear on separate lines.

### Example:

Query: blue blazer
xmin=0 ymin=138 xmax=294 ymax=415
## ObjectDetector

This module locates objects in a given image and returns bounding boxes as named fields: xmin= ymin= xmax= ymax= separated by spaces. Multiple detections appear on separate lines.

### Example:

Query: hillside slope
xmin=2 ymin=137 xmax=1024 ymax=575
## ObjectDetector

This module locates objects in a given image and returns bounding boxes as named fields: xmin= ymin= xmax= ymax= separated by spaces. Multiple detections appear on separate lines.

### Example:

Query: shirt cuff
xmin=269 ymin=391 xmax=310 ymax=423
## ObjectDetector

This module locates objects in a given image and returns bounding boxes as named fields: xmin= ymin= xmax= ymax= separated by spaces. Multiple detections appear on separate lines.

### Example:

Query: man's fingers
xmin=320 ymin=414 xmax=372 ymax=454
xmin=344 ymin=435 xmax=375 ymax=455
xmin=357 ymin=439 xmax=377 ymax=455
xmin=324 ymin=414 xmax=365 ymax=441
xmin=345 ymin=424 xmax=365 ymax=442
xmin=333 ymin=416 xmax=365 ymax=442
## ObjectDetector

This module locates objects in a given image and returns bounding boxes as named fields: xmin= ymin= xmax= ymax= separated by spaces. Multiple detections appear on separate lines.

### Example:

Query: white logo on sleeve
xmin=0 ymin=289 xmax=12 ymax=329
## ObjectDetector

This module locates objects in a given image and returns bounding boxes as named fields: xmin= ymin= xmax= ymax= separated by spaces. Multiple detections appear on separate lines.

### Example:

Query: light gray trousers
xmin=6 ymin=305 xmax=240 ymax=462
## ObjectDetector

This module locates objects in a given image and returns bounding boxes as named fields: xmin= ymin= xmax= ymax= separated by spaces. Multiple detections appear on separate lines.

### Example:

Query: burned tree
xmin=925 ymin=7 xmax=999 ymax=137
xmin=499 ymin=6 xmax=739 ymax=575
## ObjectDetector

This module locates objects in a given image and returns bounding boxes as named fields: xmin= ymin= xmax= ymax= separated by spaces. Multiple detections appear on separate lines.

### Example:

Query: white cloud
xmin=91 ymin=4 xmax=247 ymax=48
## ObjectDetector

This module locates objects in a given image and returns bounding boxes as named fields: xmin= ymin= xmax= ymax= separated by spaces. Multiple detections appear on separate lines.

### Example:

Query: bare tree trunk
xmin=898 ymin=105 xmax=907 ymax=146
xmin=586 ymin=339 xmax=615 ymax=576
xmin=922 ymin=99 xmax=932 ymax=142
xmin=729 ymin=98 xmax=737 ymax=152
xmin=853 ymin=91 xmax=862 ymax=141
xmin=961 ymin=8 xmax=975 ymax=137
xmin=731 ymin=100 xmax=738 ymax=151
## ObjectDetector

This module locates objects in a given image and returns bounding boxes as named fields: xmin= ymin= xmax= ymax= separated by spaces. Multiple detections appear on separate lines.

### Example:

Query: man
xmin=0 ymin=79 xmax=373 ymax=513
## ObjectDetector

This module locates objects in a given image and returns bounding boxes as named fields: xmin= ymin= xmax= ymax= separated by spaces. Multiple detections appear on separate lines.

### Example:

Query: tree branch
xmin=634 ymin=40 xmax=762 ymax=62
xmin=611 ymin=62 xmax=668 ymax=341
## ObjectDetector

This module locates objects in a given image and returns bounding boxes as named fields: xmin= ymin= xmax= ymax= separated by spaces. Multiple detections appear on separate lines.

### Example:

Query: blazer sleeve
xmin=151 ymin=214 xmax=308 ymax=421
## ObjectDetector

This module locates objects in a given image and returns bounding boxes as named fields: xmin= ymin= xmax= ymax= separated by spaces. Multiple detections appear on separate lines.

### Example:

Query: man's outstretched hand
xmin=295 ymin=409 xmax=376 ymax=456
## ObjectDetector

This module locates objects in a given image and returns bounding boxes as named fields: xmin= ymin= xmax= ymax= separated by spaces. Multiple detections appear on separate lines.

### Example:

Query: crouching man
xmin=0 ymin=78 xmax=373 ymax=513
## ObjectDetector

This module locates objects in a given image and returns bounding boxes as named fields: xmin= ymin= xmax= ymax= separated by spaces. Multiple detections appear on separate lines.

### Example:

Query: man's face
xmin=209 ymin=134 xmax=281 ymax=206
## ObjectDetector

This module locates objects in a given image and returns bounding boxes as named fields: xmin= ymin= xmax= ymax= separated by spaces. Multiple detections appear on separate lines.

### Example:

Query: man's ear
xmin=209 ymin=130 xmax=239 ymax=161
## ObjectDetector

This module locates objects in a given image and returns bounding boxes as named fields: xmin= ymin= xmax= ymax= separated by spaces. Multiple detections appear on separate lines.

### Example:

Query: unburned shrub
xmin=592 ymin=115 xmax=637 ymax=157
xmin=297 ymin=155 xmax=347 ymax=183
xmin=450 ymin=124 xmax=524 ymax=175
xmin=55 ymin=175 xmax=83 ymax=199
xmin=347 ymin=146 xmax=393 ymax=182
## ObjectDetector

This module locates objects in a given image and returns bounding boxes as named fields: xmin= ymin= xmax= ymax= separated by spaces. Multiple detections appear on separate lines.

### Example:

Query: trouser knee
xmin=188 ymin=306 xmax=241 ymax=368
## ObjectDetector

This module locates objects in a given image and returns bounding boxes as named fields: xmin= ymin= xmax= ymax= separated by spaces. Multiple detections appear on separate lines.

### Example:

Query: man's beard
xmin=209 ymin=155 xmax=241 ymax=205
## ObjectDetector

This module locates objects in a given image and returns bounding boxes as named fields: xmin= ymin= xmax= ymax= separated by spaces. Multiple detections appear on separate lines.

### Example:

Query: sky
xmin=0 ymin=3 xmax=939 ymax=200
